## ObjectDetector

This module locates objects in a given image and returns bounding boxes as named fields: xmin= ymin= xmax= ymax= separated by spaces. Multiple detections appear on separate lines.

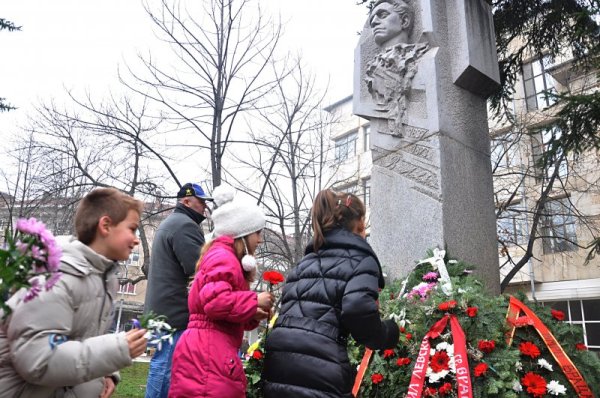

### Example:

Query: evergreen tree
xmin=1 ymin=18 xmax=21 ymax=112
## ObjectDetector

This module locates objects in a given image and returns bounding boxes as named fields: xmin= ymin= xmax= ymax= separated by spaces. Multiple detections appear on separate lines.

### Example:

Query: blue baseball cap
xmin=177 ymin=183 xmax=213 ymax=201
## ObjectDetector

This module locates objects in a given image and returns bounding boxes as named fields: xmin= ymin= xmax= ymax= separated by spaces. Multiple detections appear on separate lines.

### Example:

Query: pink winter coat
xmin=169 ymin=236 xmax=259 ymax=398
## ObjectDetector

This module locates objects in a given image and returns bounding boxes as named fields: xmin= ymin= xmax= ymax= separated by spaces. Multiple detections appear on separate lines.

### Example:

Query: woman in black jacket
xmin=263 ymin=189 xmax=399 ymax=397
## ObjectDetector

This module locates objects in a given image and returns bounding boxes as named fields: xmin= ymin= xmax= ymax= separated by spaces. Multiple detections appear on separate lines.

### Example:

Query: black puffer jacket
xmin=263 ymin=228 xmax=399 ymax=398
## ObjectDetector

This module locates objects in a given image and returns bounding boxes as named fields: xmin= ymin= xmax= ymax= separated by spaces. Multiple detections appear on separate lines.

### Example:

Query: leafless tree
xmin=226 ymin=60 xmax=337 ymax=274
xmin=20 ymin=92 xmax=184 ymax=284
xmin=123 ymin=0 xmax=283 ymax=188
xmin=0 ymin=133 xmax=79 ymax=240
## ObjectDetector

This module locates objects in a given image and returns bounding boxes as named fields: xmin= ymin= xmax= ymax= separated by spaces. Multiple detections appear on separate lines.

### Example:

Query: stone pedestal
xmin=354 ymin=0 xmax=500 ymax=293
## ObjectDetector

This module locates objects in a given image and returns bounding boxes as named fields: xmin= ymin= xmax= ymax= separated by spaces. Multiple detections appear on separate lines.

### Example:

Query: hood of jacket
xmin=56 ymin=235 xmax=117 ymax=276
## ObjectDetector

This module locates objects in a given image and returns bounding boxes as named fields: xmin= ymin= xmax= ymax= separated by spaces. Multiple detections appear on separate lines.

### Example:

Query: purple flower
xmin=15 ymin=240 xmax=29 ymax=255
xmin=44 ymin=272 xmax=62 ymax=290
xmin=24 ymin=277 xmax=42 ymax=302
xmin=131 ymin=319 xmax=141 ymax=329
xmin=422 ymin=271 xmax=439 ymax=282
xmin=16 ymin=218 xmax=46 ymax=236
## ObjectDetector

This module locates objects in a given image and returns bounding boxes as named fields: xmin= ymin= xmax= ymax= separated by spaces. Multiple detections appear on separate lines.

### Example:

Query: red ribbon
xmin=352 ymin=348 xmax=373 ymax=397
xmin=406 ymin=314 xmax=472 ymax=398
xmin=506 ymin=296 xmax=595 ymax=398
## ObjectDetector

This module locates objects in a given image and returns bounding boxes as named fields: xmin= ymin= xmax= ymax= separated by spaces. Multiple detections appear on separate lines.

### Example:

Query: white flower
xmin=515 ymin=361 xmax=523 ymax=371
xmin=547 ymin=380 xmax=567 ymax=395
xmin=537 ymin=358 xmax=553 ymax=371
xmin=436 ymin=341 xmax=449 ymax=351
xmin=512 ymin=380 xmax=523 ymax=392
xmin=426 ymin=367 xmax=449 ymax=383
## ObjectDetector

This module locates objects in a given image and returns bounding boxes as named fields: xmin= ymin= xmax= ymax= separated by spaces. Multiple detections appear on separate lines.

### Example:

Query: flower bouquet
xmin=1 ymin=218 xmax=62 ymax=318
xmin=353 ymin=250 xmax=600 ymax=397
xmin=131 ymin=311 xmax=175 ymax=351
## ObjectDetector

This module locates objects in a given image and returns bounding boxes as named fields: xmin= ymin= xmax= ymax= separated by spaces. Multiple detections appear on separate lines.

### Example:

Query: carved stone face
xmin=370 ymin=2 xmax=403 ymax=45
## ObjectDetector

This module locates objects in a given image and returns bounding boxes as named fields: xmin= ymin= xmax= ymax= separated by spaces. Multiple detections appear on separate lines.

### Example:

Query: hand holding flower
xmin=125 ymin=328 xmax=148 ymax=358
xmin=257 ymin=291 xmax=274 ymax=312
xmin=253 ymin=307 xmax=270 ymax=321
xmin=131 ymin=312 xmax=175 ymax=351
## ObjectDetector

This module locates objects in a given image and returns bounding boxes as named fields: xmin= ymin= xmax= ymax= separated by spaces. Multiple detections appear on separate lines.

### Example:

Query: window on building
xmin=362 ymin=178 xmax=371 ymax=207
xmin=119 ymin=282 xmax=136 ymax=295
xmin=523 ymin=56 xmax=557 ymax=111
xmin=532 ymin=125 xmax=568 ymax=181
xmin=335 ymin=131 xmax=358 ymax=162
xmin=363 ymin=124 xmax=370 ymax=152
xmin=544 ymin=299 xmax=600 ymax=353
xmin=491 ymin=132 xmax=519 ymax=170
xmin=541 ymin=198 xmax=578 ymax=254
xmin=497 ymin=203 xmax=527 ymax=246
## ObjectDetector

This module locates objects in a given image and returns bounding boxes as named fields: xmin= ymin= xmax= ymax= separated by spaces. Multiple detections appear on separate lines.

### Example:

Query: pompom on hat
xmin=211 ymin=184 xmax=266 ymax=239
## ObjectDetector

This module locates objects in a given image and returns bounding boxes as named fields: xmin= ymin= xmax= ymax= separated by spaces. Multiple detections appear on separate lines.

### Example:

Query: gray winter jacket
xmin=0 ymin=236 xmax=132 ymax=398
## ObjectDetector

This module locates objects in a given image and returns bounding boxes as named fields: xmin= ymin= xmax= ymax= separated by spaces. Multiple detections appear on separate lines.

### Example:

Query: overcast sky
xmin=0 ymin=0 xmax=368 ymax=138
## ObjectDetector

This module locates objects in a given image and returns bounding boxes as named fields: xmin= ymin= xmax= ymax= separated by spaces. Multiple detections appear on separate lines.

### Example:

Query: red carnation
xmin=478 ymin=339 xmax=496 ymax=354
xmin=371 ymin=373 xmax=384 ymax=384
xmin=521 ymin=372 xmax=547 ymax=397
xmin=438 ymin=300 xmax=457 ymax=311
xmin=383 ymin=349 xmax=395 ymax=358
xmin=576 ymin=343 xmax=588 ymax=351
xmin=424 ymin=387 xmax=437 ymax=397
xmin=474 ymin=362 xmax=488 ymax=377
xmin=519 ymin=341 xmax=541 ymax=358
xmin=466 ymin=306 xmax=478 ymax=317
xmin=438 ymin=382 xmax=453 ymax=395
xmin=430 ymin=350 xmax=450 ymax=373
xmin=551 ymin=309 xmax=565 ymax=321
xmin=396 ymin=357 xmax=411 ymax=366
xmin=399 ymin=326 xmax=406 ymax=333
xmin=263 ymin=270 xmax=285 ymax=285
xmin=252 ymin=350 xmax=263 ymax=360
xmin=405 ymin=333 xmax=413 ymax=340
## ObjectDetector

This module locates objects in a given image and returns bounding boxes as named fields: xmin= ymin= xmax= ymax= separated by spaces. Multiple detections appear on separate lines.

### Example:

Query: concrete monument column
xmin=354 ymin=0 xmax=501 ymax=292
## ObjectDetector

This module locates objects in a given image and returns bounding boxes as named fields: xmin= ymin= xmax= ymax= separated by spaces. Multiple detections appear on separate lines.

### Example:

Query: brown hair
xmin=196 ymin=235 xmax=256 ymax=282
xmin=311 ymin=189 xmax=366 ymax=251
xmin=75 ymin=188 xmax=144 ymax=244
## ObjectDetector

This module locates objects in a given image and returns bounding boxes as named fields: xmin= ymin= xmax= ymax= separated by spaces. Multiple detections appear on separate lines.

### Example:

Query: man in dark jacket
xmin=144 ymin=182 xmax=212 ymax=398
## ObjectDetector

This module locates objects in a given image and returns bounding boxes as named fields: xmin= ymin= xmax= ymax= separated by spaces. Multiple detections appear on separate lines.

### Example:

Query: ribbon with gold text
xmin=406 ymin=314 xmax=472 ymax=398
xmin=506 ymin=296 xmax=594 ymax=398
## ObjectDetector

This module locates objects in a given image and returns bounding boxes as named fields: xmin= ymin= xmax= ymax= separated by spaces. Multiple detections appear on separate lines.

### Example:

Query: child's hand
xmin=125 ymin=328 xmax=148 ymax=358
xmin=99 ymin=376 xmax=116 ymax=398
xmin=253 ymin=307 xmax=270 ymax=321
xmin=257 ymin=291 xmax=274 ymax=311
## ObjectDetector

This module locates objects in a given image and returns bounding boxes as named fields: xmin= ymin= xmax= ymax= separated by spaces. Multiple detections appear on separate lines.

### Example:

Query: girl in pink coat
xmin=169 ymin=185 xmax=274 ymax=398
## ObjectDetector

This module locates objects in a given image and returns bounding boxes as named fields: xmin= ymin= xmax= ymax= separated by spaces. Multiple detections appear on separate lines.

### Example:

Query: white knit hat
xmin=211 ymin=184 xmax=266 ymax=239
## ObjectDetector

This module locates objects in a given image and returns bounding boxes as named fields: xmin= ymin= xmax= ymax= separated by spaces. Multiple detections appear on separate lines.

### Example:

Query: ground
xmin=114 ymin=361 xmax=149 ymax=398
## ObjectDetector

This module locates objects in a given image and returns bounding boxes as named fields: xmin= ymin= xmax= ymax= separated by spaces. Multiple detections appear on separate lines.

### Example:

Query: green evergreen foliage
xmin=491 ymin=0 xmax=600 ymax=165
xmin=0 ymin=17 xmax=20 ymax=112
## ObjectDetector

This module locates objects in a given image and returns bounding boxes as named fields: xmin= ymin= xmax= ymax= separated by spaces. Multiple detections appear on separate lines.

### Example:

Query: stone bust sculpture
xmin=369 ymin=0 xmax=414 ymax=47
xmin=365 ymin=0 xmax=427 ymax=131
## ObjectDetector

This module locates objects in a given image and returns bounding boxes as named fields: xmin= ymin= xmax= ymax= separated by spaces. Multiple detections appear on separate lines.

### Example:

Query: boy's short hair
xmin=75 ymin=188 xmax=144 ymax=244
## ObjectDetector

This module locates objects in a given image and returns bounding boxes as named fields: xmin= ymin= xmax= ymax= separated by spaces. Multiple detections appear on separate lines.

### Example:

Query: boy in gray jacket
xmin=0 ymin=188 xmax=148 ymax=398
